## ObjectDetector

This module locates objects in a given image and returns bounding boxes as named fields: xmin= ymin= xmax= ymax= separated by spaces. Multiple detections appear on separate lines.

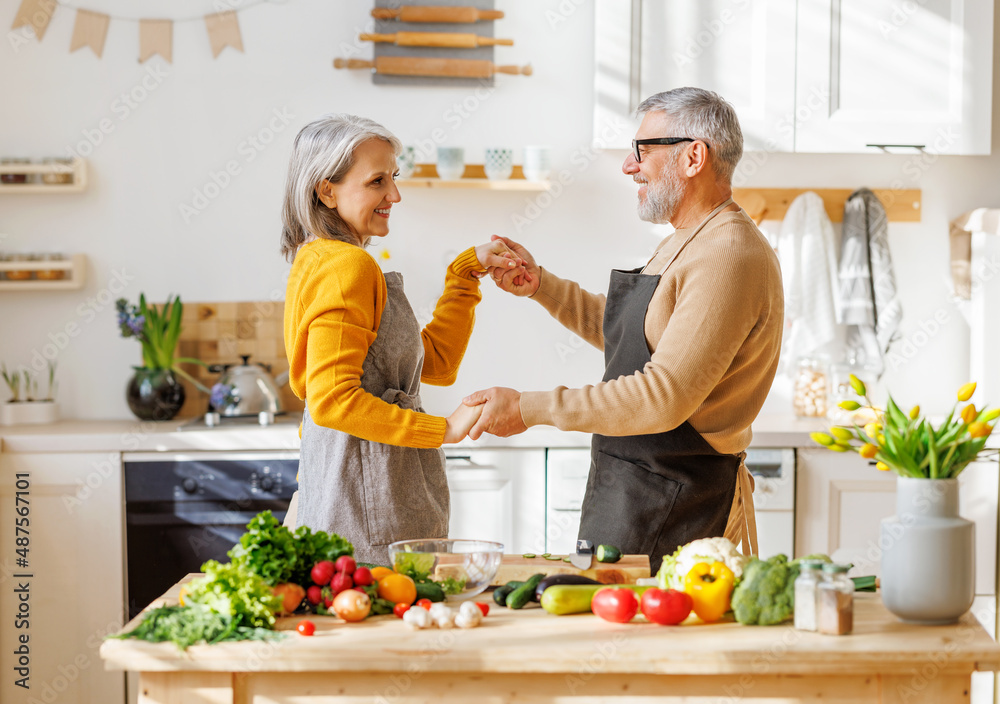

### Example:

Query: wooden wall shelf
xmin=733 ymin=188 xmax=921 ymax=223
xmin=398 ymin=163 xmax=550 ymax=191
xmin=0 ymin=254 xmax=87 ymax=291
xmin=0 ymin=158 xmax=87 ymax=194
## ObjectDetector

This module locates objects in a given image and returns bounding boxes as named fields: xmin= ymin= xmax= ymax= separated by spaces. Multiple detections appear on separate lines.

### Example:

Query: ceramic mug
xmin=523 ymin=145 xmax=552 ymax=181
xmin=484 ymin=147 xmax=514 ymax=180
xmin=396 ymin=146 xmax=416 ymax=178
xmin=436 ymin=147 xmax=465 ymax=180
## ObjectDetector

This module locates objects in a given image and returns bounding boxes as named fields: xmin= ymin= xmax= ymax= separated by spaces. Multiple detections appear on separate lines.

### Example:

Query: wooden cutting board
xmin=487 ymin=554 xmax=651 ymax=586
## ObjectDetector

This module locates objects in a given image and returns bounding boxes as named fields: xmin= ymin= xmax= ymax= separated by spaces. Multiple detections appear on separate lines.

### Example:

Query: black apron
xmin=578 ymin=199 xmax=741 ymax=574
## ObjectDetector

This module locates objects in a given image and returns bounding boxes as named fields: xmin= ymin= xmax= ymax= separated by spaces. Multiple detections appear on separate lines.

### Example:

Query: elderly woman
xmin=281 ymin=114 xmax=521 ymax=564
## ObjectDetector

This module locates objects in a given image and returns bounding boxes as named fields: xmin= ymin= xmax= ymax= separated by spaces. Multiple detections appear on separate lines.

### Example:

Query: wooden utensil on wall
xmin=371 ymin=6 xmax=504 ymax=22
xmin=334 ymin=57 xmax=531 ymax=78
xmin=360 ymin=32 xmax=513 ymax=48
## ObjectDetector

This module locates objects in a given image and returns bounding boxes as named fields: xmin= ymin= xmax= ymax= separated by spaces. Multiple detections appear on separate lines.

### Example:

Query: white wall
xmin=0 ymin=1 xmax=997 ymax=422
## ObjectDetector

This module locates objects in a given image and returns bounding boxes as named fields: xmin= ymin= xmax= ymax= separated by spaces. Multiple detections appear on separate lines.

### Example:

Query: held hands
xmin=473 ymin=235 xmax=541 ymax=298
xmin=462 ymin=387 xmax=527 ymax=440
xmin=443 ymin=402 xmax=484 ymax=444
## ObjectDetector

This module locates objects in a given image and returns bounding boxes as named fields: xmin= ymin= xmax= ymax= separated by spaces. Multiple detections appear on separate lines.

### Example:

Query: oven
xmin=122 ymin=451 xmax=299 ymax=620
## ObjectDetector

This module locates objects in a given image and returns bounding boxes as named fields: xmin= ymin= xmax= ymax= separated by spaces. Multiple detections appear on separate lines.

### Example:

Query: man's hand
xmin=462 ymin=387 xmax=527 ymax=440
xmin=484 ymin=235 xmax=540 ymax=297
xmin=444 ymin=402 xmax=484 ymax=444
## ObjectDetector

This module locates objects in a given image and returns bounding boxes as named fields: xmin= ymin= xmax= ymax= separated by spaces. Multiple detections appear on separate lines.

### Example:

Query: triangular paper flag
xmin=11 ymin=0 xmax=56 ymax=41
xmin=139 ymin=19 xmax=172 ymax=63
xmin=204 ymin=11 xmax=243 ymax=58
xmin=70 ymin=9 xmax=110 ymax=58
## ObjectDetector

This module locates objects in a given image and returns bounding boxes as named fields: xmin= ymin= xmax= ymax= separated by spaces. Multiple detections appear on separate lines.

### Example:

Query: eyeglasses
xmin=632 ymin=137 xmax=710 ymax=163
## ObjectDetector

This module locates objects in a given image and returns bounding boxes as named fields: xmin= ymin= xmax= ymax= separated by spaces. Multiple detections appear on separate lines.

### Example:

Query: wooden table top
xmin=100 ymin=575 xmax=1000 ymax=677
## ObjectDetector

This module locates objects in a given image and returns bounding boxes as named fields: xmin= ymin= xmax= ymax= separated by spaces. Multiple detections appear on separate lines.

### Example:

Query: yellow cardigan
xmin=284 ymin=240 xmax=485 ymax=448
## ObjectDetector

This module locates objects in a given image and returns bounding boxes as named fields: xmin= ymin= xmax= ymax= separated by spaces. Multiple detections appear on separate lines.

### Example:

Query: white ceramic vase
xmin=880 ymin=476 xmax=974 ymax=624
xmin=0 ymin=401 xmax=59 ymax=425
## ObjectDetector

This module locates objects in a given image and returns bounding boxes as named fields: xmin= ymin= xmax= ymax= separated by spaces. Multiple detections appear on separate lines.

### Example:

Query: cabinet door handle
xmin=865 ymin=143 xmax=926 ymax=151
xmin=445 ymin=455 xmax=472 ymax=462
xmin=552 ymin=507 xmax=582 ymax=512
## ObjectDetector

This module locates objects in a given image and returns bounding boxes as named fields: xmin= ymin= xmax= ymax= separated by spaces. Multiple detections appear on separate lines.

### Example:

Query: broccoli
xmin=730 ymin=554 xmax=798 ymax=625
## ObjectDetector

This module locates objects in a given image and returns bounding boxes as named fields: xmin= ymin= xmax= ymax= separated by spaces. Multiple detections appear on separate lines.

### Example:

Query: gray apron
xmin=578 ymin=199 xmax=741 ymax=574
xmin=296 ymin=271 xmax=450 ymax=566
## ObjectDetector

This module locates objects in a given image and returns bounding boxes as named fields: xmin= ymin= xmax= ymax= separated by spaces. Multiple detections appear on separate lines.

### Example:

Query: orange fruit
xmin=377 ymin=573 xmax=416 ymax=605
xmin=370 ymin=566 xmax=395 ymax=582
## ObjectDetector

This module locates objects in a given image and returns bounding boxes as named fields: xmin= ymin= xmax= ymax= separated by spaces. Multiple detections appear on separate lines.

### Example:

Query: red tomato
xmin=393 ymin=603 xmax=410 ymax=619
xmin=306 ymin=585 xmax=322 ymax=606
xmin=334 ymin=556 xmax=357 ymax=575
xmin=591 ymin=588 xmax=639 ymax=624
xmin=353 ymin=566 xmax=374 ymax=587
xmin=640 ymin=588 xmax=693 ymax=626
xmin=475 ymin=602 xmax=489 ymax=617
xmin=296 ymin=619 xmax=316 ymax=636
xmin=416 ymin=598 xmax=433 ymax=610
xmin=311 ymin=560 xmax=335 ymax=586
xmin=330 ymin=572 xmax=353 ymax=595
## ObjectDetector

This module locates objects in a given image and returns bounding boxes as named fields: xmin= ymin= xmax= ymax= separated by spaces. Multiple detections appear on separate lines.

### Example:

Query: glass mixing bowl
xmin=387 ymin=539 xmax=504 ymax=601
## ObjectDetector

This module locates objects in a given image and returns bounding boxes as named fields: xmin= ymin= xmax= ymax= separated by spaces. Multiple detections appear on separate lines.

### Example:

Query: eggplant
xmin=533 ymin=574 xmax=602 ymax=601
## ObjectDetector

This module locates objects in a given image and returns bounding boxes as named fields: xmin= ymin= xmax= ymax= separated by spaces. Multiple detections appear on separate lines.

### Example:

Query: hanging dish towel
xmin=777 ymin=191 xmax=841 ymax=375
xmin=835 ymin=188 xmax=902 ymax=376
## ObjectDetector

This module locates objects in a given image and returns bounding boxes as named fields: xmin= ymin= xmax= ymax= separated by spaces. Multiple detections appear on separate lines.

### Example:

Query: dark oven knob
xmin=181 ymin=477 xmax=199 ymax=494
xmin=259 ymin=476 xmax=275 ymax=492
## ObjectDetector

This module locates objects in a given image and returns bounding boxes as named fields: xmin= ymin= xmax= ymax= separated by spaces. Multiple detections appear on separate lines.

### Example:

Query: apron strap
xmin=656 ymin=197 xmax=735 ymax=276
xmin=724 ymin=452 xmax=759 ymax=556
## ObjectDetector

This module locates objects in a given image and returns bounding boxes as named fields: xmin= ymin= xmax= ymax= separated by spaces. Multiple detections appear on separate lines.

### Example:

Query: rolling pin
xmin=334 ymin=57 xmax=532 ymax=78
xmin=360 ymin=32 xmax=513 ymax=48
xmin=371 ymin=6 xmax=504 ymax=23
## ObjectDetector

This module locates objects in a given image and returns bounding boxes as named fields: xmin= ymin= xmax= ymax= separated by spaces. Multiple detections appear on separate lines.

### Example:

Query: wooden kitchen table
xmin=101 ymin=576 xmax=1000 ymax=704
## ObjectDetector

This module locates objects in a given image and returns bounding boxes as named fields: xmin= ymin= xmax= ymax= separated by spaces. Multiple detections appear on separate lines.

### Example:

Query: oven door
xmin=122 ymin=451 xmax=299 ymax=620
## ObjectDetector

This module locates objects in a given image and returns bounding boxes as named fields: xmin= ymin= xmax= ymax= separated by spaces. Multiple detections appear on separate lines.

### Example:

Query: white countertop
xmin=0 ymin=413 xmax=831 ymax=454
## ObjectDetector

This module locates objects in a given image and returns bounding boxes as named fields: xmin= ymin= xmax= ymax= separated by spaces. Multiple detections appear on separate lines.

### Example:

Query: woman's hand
xmin=443 ymin=402 xmax=484 ymax=444
xmin=484 ymin=235 xmax=540 ymax=297
xmin=474 ymin=237 xmax=525 ymax=281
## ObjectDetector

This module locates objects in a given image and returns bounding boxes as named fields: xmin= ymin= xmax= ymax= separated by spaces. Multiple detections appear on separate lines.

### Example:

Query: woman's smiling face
xmin=319 ymin=138 xmax=400 ymax=242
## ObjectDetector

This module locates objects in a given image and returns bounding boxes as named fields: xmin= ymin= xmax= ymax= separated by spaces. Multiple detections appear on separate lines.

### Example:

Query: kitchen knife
xmin=333 ymin=57 xmax=532 ymax=79
xmin=359 ymin=32 xmax=513 ymax=48
xmin=371 ymin=6 xmax=504 ymax=23
xmin=570 ymin=539 xmax=593 ymax=570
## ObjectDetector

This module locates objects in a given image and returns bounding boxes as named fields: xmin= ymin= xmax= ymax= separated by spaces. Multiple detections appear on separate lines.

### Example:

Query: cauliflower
xmin=657 ymin=537 xmax=749 ymax=591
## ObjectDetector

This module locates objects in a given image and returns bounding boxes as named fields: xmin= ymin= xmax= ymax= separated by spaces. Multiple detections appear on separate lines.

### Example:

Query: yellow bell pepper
xmin=684 ymin=561 xmax=735 ymax=623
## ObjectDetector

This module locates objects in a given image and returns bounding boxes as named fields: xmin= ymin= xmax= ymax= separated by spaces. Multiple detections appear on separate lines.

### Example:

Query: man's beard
xmin=637 ymin=160 xmax=685 ymax=225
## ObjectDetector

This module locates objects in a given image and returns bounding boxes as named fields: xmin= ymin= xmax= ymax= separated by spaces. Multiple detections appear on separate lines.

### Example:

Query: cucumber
xmin=506 ymin=573 xmax=545 ymax=610
xmin=415 ymin=581 xmax=445 ymax=603
xmin=534 ymin=574 xmax=602 ymax=602
xmin=540 ymin=584 xmax=652 ymax=615
xmin=492 ymin=580 xmax=526 ymax=606
xmin=596 ymin=545 xmax=622 ymax=563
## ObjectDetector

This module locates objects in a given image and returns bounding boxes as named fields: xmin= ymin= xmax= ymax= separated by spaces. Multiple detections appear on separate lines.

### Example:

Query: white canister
xmin=0 ymin=401 xmax=59 ymax=425
xmin=522 ymin=145 xmax=552 ymax=181
xmin=436 ymin=147 xmax=465 ymax=180
xmin=484 ymin=147 xmax=513 ymax=180
xmin=396 ymin=146 xmax=416 ymax=178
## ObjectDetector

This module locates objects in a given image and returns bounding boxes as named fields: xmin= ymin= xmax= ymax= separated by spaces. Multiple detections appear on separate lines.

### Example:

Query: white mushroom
xmin=454 ymin=601 xmax=483 ymax=629
xmin=429 ymin=602 xmax=455 ymax=629
xmin=402 ymin=607 xmax=433 ymax=630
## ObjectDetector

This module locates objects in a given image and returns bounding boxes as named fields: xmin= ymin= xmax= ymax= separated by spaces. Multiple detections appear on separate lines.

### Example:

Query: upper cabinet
xmin=593 ymin=0 xmax=993 ymax=155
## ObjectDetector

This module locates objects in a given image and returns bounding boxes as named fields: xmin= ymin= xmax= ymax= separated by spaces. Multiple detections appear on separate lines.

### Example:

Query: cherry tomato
xmin=591 ymin=587 xmax=639 ymax=624
xmin=475 ymin=602 xmax=489 ymax=617
xmin=640 ymin=588 xmax=693 ymax=626
xmin=332 ymin=589 xmax=371 ymax=622
xmin=311 ymin=560 xmax=335 ymax=586
xmin=353 ymin=566 xmax=375 ymax=587
xmin=330 ymin=572 xmax=353 ymax=595
xmin=296 ymin=619 xmax=316 ymax=636
xmin=306 ymin=585 xmax=323 ymax=606
xmin=393 ymin=603 xmax=410 ymax=618
xmin=416 ymin=598 xmax=433 ymax=610
xmin=334 ymin=555 xmax=357 ymax=575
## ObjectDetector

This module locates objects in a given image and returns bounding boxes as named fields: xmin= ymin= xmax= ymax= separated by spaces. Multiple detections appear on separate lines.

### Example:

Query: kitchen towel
xmin=776 ymin=191 xmax=840 ymax=376
xmin=835 ymin=188 xmax=902 ymax=376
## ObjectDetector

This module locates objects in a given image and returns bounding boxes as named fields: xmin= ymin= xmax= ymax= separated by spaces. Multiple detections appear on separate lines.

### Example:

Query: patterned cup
xmin=484 ymin=147 xmax=514 ymax=181
xmin=436 ymin=147 xmax=465 ymax=180
xmin=523 ymin=145 xmax=552 ymax=181
xmin=396 ymin=146 xmax=416 ymax=178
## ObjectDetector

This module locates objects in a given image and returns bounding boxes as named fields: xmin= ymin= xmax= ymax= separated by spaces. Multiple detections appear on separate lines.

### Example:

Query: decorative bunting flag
xmin=139 ymin=19 xmax=172 ymax=64
xmin=11 ymin=0 xmax=56 ymax=40
xmin=204 ymin=11 xmax=243 ymax=58
xmin=70 ymin=8 xmax=110 ymax=58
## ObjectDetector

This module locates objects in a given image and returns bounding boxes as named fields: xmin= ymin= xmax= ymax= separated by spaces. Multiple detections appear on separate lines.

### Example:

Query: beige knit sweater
xmin=519 ymin=210 xmax=784 ymax=455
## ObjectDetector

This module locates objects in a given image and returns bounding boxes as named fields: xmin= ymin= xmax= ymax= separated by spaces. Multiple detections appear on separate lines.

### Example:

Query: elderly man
xmin=465 ymin=87 xmax=783 ymax=570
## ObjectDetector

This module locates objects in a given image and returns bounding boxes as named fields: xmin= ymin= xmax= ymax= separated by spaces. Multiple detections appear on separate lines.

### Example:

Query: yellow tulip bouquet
xmin=811 ymin=377 xmax=999 ymax=479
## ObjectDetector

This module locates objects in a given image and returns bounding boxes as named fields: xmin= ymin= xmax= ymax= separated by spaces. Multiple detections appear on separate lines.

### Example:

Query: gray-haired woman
xmin=280 ymin=114 xmax=522 ymax=565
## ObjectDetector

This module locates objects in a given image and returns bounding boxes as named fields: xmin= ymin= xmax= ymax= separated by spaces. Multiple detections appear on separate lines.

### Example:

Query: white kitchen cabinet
xmin=444 ymin=449 xmax=545 ymax=555
xmin=795 ymin=0 xmax=993 ymax=154
xmin=0 ymin=452 xmax=125 ymax=704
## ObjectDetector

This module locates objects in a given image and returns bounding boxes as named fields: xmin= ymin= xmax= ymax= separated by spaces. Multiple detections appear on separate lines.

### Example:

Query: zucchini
xmin=533 ymin=574 xmax=602 ymax=602
xmin=506 ymin=573 xmax=545 ymax=610
xmin=540 ymin=584 xmax=652 ymax=615
xmin=596 ymin=544 xmax=622 ymax=563
xmin=415 ymin=581 xmax=445 ymax=603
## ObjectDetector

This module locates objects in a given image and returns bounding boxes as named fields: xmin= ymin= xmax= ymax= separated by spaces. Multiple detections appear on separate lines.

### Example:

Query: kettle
xmin=210 ymin=355 xmax=284 ymax=417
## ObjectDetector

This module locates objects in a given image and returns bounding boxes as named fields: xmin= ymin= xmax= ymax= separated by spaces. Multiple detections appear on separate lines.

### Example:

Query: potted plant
xmin=1 ymin=360 xmax=59 ymax=425
xmin=812 ymin=376 xmax=997 ymax=624
xmin=116 ymin=295 xmax=207 ymax=421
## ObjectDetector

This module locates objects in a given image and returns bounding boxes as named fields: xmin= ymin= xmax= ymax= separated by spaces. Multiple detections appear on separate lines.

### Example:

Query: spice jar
xmin=5 ymin=253 xmax=35 ymax=281
xmin=793 ymin=559 xmax=826 ymax=632
xmin=817 ymin=563 xmax=853 ymax=635
xmin=40 ymin=158 xmax=73 ymax=185
xmin=36 ymin=253 xmax=65 ymax=281
xmin=1 ymin=158 xmax=32 ymax=184
xmin=793 ymin=357 xmax=829 ymax=417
